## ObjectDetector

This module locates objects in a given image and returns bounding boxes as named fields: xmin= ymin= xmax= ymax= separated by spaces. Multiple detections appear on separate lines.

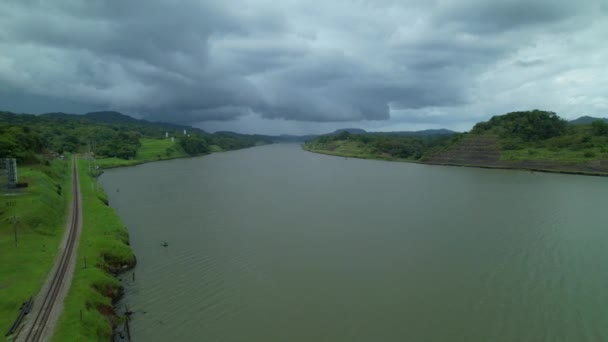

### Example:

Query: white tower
xmin=3 ymin=158 xmax=17 ymax=189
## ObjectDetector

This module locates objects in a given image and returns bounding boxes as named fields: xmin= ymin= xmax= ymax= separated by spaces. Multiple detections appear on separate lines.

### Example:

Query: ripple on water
xmin=101 ymin=144 xmax=608 ymax=341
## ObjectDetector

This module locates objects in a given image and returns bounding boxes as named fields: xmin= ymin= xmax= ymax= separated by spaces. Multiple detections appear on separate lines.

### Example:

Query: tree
xmin=178 ymin=135 xmax=210 ymax=155
xmin=591 ymin=120 xmax=608 ymax=136
xmin=472 ymin=110 xmax=567 ymax=141
xmin=336 ymin=131 xmax=351 ymax=140
xmin=61 ymin=134 xmax=80 ymax=153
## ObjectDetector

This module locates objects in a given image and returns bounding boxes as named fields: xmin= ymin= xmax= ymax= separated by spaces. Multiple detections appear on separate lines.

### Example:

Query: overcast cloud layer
xmin=1 ymin=0 xmax=607 ymax=134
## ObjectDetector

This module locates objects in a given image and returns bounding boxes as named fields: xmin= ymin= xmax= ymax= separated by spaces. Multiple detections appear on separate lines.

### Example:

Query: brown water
xmin=100 ymin=143 xmax=608 ymax=342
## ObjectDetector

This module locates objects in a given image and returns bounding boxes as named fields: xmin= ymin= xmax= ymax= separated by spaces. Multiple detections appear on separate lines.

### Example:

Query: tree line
xmin=307 ymin=130 xmax=458 ymax=160
xmin=305 ymin=109 xmax=608 ymax=159
xmin=0 ymin=111 xmax=272 ymax=163
xmin=471 ymin=110 xmax=608 ymax=151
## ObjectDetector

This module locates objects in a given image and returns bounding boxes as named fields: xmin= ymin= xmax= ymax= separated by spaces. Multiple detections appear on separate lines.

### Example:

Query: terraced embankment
xmin=425 ymin=135 xmax=502 ymax=166
xmin=425 ymin=135 xmax=608 ymax=176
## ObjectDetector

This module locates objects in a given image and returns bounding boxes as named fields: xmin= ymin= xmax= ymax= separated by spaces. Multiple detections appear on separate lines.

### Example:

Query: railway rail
xmin=16 ymin=156 xmax=81 ymax=342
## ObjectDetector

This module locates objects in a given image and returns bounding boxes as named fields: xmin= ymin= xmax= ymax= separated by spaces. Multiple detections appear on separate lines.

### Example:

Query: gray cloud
xmin=0 ymin=0 xmax=607 ymax=133
xmin=434 ymin=0 xmax=602 ymax=34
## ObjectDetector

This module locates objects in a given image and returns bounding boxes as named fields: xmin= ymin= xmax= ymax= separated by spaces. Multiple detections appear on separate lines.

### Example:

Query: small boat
xmin=161 ymin=241 xmax=168 ymax=247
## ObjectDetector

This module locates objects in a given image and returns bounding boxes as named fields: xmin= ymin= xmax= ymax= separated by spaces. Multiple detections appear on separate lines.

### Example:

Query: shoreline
xmin=76 ymin=149 xmax=247 ymax=339
xmin=302 ymin=145 xmax=608 ymax=178
xmin=94 ymin=153 xmax=203 ymax=170
xmin=59 ymin=142 xmax=606 ymax=338
xmin=52 ymin=158 xmax=137 ymax=340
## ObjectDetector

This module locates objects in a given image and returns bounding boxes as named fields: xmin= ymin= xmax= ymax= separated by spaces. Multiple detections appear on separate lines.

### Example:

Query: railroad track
xmin=18 ymin=156 xmax=81 ymax=342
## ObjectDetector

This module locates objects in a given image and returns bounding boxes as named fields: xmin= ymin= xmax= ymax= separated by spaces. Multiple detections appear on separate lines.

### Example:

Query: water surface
xmin=100 ymin=143 xmax=608 ymax=342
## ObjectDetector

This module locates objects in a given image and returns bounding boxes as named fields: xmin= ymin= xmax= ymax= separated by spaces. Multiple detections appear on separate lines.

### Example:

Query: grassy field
xmin=95 ymin=138 xmax=188 ymax=168
xmin=501 ymin=147 xmax=608 ymax=162
xmin=52 ymin=157 xmax=135 ymax=341
xmin=0 ymin=158 xmax=71 ymax=336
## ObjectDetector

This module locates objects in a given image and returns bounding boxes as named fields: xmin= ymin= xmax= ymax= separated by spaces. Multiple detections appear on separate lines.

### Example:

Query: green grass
xmin=209 ymin=144 xmax=223 ymax=152
xmin=136 ymin=138 xmax=186 ymax=160
xmin=0 ymin=158 xmax=71 ymax=337
xmin=501 ymin=147 xmax=608 ymax=162
xmin=306 ymin=132 xmax=608 ymax=172
xmin=52 ymin=158 xmax=135 ymax=341
xmin=95 ymin=138 xmax=188 ymax=168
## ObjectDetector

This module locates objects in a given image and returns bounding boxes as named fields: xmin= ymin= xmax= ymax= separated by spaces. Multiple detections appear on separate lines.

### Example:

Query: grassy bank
xmin=52 ymin=158 xmax=135 ymax=341
xmin=501 ymin=145 xmax=608 ymax=162
xmin=54 ymin=138 xmax=259 ymax=339
xmin=302 ymin=141 xmax=412 ymax=162
xmin=304 ymin=111 xmax=608 ymax=177
xmin=95 ymin=138 xmax=189 ymax=169
xmin=0 ymin=158 xmax=71 ymax=336
xmin=304 ymin=139 xmax=608 ymax=177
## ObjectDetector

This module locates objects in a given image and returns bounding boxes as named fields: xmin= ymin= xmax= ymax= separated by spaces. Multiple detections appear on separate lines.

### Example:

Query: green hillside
xmin=0 ymin=158 xmax=72 ymax=333
xmin=0 ymin=110 xmax=272 ymax=164
xmin=303 ymin=129 xmax=459 ymax=161
xmin=305 ymin=110 xmax=608 ymax=175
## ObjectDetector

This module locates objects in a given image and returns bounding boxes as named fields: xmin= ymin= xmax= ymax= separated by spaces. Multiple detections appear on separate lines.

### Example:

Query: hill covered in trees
xmin=305 ymin=110 xmax=608 ymax=176
xmin=303 ymin=129 xmax=458 ymax=160
xmin=0 ymin=110 xmax=272 ymax=163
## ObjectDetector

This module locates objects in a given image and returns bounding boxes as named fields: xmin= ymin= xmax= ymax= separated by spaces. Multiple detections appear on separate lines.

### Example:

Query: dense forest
xmin=0 ymin=111 xmax=272 ymax=163
xmin=304 ymin=129 xmax=459 ymax=160
xmin=471 ymin=110 xmax=608 ymax=156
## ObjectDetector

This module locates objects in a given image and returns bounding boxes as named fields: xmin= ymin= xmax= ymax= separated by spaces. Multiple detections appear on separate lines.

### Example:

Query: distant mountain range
xmin=568 ymin=116 xmax=608 ymax=125
xmin=37 ymin=110 xmax=607 ymax=142
xmin=269 ymin=128 xmax=457 ymax=142
xmin=41 ymin=111 xmax=206 ymax=134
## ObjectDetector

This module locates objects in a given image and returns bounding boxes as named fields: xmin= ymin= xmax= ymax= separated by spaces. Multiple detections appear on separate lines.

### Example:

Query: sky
xmin=1 ymin=0 xmax=607 ymax=135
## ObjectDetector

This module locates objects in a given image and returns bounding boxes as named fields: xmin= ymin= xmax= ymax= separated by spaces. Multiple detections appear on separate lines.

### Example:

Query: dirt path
xmin=15 ymin=157 xmax=83 ymax=342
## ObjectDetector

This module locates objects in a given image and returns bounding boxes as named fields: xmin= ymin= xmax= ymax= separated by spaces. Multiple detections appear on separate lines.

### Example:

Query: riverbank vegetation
xmin=0 ymin=110 xmax=272 ymax=339
xmin=303 ymin=129 xmax=460 ymax=161
xmin=475 ymin=111 xmax=608 ymax=162
xmin=53 ymin=158 xmax=136 ymax=341
xmin=0 ymin=110 xmax=272 ymax=165
xmin=0 ymin=158 xmax=71 ymax=335
xmin=304 ymin=110 xmax=608 ymax=175
xmin=95 ymin=138 xmax=188 ymax=168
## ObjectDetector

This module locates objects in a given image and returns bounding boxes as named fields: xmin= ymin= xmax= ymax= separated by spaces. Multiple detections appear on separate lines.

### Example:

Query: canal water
xmin=100 ymin=143 xmax=608 ymax=342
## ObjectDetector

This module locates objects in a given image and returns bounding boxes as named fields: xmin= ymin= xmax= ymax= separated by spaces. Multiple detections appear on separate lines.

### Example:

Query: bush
xmin=591 ymin=120 xmax=608 ymax=136
xmin=472 ymin=110 xmax=567 ymax=141
xmin=178 ymin=134 xmax=210 ymax=155
xmin=583 ymin=151 xmax=596 ymax=158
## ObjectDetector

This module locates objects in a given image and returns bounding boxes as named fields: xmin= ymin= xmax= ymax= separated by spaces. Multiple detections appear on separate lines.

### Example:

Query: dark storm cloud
xmin=434 ymin=0 xmax=602 ymax=34
xmin=0 ymin=0 xmax=606 ymax=128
